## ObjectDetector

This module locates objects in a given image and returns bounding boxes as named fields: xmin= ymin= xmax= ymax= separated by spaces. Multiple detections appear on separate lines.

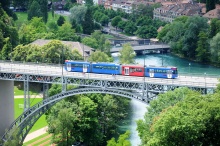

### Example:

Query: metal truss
xmin=23 ymin=75 xmax=30 ymax=111
xmin=43 ymin=83 xmax=49 ymax=99
xmin=1 ymin=87 xmax=147 ymax=145
xmin=0 ymin=72 xmax=215 ymax=95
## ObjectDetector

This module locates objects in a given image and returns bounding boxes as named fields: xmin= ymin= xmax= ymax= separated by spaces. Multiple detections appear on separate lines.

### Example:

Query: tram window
xmin=72 ymin=63 xmax=83 ymax=68
xmin=136 ymin=68 xmax=142 ymax=72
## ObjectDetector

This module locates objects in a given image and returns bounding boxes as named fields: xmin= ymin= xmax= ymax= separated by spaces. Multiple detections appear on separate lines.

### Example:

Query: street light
xmin=189 ymin=63 xmax=191 ymax=74
xmin=204 ymin=72 xmax=206 ymax=94
xmin=143 ymin=49 xmax=146 ymax=101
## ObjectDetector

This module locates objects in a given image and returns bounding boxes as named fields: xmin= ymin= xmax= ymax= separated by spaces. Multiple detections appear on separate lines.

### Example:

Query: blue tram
xmin=145 ymin=66 xmax=178 ymax=79
xmin=64 ymin=60 xmax=178 ymax=79
xmin=65 ymin=60 xmax=91 ymax=72
xmin=91 ymin=62 xmax=121 ymax=75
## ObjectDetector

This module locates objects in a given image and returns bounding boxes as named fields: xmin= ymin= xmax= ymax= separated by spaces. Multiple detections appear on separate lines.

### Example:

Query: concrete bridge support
xmin=0 ymin=80 xmax=14 ymax=137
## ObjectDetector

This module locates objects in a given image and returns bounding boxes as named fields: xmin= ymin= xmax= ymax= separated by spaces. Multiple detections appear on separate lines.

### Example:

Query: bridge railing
xmin=0 ymin=60 xmax=62 ymax=67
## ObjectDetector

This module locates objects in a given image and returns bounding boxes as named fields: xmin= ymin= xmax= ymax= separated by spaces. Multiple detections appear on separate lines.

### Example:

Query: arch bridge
xmin=0 ymin=61 xmax=219 ymax=145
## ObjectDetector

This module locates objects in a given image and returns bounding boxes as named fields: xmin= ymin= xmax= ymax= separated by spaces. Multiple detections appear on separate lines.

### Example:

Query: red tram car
xmin=121 ymin=65 xmax=144 ymax=77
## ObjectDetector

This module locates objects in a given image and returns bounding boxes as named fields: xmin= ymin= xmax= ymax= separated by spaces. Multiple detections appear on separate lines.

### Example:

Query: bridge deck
xmin=0 ymin=61 xmax=219 ymax=88
xmin=111 ymin=44 xmax=170 ymax=53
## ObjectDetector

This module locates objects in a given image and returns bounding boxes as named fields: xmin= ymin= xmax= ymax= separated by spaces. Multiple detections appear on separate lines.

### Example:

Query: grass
xmin=15 ymin=11 xmax=69 ymax=28
xmin=14 ymin=85 xmax=40 ymax=96
xmin=23 ymin=133 xmax=52 ymax=146
xmin=14 ymin=98 xmax=47 ymax=133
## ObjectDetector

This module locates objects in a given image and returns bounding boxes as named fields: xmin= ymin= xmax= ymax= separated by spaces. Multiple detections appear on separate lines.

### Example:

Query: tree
xmin=82 ymin=7 xmax=94 ymax=34
xmin=28 ymin=0 xmax=48 ymax=23
xmin=11 ymin=40 xmax=81 ymax=63
xmin=111 ymin=16 xmax=122 ymax=28
xmin=18 ymin=17 xmax=47 ymax=45
xmin=210 ymin=33 xmax=220 ymax=65
xmin=182 ymin=16 xmax=209 ymax=59
xmin=100 ymin=15 xmax=109 ymax=26
xmin=107 ymin=131 xmax=131 ymax=146
xmin=124 ymin=21 xmax=137 ymax=35
xmin=104 ymin=39 xmax=111 ymax=56
xmin=82 ymin=37 xmax=99 ymax=49
xmin=69 ymin=5 xmax=87 ymax=25
xmin=137 ymin=88 xmax=201 ymax=145
xmin=145 ymin=93 xmax=220 ymax=146
xmin=57 ymin=15 xmax=65 ymax=26
xmin=118 ymin=21 xmax=127 ymax=31
xmin=27 ymin=1 xmax=42 ymax=21
xmin=0 ymin=5 xmax=19 ymax=52
xmin=195 ymin=31 xmax=210 ymax=62
xmin=47 ymin=100 xmax=79 ymax=145
xmin=57 ymin=22 xmax=80 ymax=41
xmin=1 ymin=37 xmax=12 ymax=60
xmin=1 ymin=127 xmax=20 ymax=146
xmin=85 ymin=0 xmax=93 ymax=6
xmin=88 ymin=50 xmax=113 ymax=62
xmin=47 ymin=21 xmax=58 ymax=33
xmin=119 ymin=43 xmax=136 ymax=64
xmin=206 ymin=0 xmax=216 ymax=12
xmin=209 ymin=18 xmax=220 ymax=38
xmin=136 ymin=25 xmax=157 ymax=39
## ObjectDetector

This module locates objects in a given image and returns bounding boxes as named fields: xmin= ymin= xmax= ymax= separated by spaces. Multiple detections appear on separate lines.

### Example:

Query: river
xmin=113 ymin=53 xmax=220 ymax=146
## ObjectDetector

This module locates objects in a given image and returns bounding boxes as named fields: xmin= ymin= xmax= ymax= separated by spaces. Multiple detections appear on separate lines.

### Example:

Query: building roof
xmin=203 ymin=8 xmax=220 ymax=19
xmin=31 ymin=39 xmax=94 ymax=57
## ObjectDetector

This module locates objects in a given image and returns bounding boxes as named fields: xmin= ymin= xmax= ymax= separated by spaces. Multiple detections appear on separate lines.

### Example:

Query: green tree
xmin=210 ymin=33 xmax=220 ymax=65
xmin=136 ymin=25 xmax=157 ymax=39
xmin=146 ymin=93 xmax=220 ymax=146
xmin=69 ymin=5 xmax=87 ymax=25
xmin=124 ymin=21 xmax=137 ymax=35
xmin=1 ymin=37 xmax=12 ymax=60
xmin=1 ymin=127 xmax=20 ymax=146
xmin=195 ymin=31 xmax=210 ymax=62
xmin=111 ymin=16 xmax=122 ymax=28
xmin=47 ymin=100 xmax=79 ymax=145
xmin=18 ymin=17 xmax=47 ymax=44
xmin=206 ymin=0 xmax=216 ymax=12
xmin=57 ymin=15 xmax=65 ymax=26
xmin=209 ymin=18 xmax=220 ymax=38
xmin=82 ymin=37 xmax=99 ymax=49
xmin=118 ymin=21 xmax=127 ymax=32
xmin=100 ymin=15 xmax=109 ymax=26
xmin=27 ymin=1 xmax=42 ymax=21
xmin=119 ymin=43 xmax=136 ymax=64
xmin=0 ymin=5 xmax=19 ymax=51
xmin=57 ymin=22 xmax=80 ymax=41
xmin=85 ymin=0 xmax=93 ymax=6
xmin=107 ymin=131 xmax=131 ymax=146
xmin=47 ymin=21 xmax=58 ymax=33
xmin=88 ymin=50 xmax=113 ymax=62
xmin=182 ymin=16 xmax=209 ymax=59
xmin=104 ymin=39 xmax=111 ymax=56
xmin=28 ymin=0 xmax=48 ymax=23
xmin=82 ymin=7 xmax=94 ymax=34
xmin=137 ymin=88 xmax=200 ymax=145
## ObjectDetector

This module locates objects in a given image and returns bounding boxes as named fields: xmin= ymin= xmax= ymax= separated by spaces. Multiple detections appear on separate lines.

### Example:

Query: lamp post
xmin=188 ymin=63 xmax=191 ymax=74
xmin=204 ymin=72 xmax=206 ymax=94
xmin=143 ymin=49 xmax=146 ymax=101
xmin=161 ymin=47 xmax=163 ymax=66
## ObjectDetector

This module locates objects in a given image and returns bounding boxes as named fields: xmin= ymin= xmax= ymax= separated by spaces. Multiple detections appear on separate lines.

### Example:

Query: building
xmin=153 ymin=2 xmax=202 ymax=22
xmin=31 ymin=39 xmax=94 ymax=60
xmin=203 ymin=4 xmax=220 ymax=20
xmin=112 ymin=0 xmax=133 ymax=14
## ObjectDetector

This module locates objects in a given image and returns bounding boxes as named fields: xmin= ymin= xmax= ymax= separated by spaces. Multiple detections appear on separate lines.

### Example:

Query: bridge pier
xmin=0 ymin=80 xmax=14 ymax=137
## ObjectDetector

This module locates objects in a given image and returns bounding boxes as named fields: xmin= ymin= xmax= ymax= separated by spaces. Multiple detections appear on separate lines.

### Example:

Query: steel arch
xmin=1 ymin=87 xmax=147 ymax=145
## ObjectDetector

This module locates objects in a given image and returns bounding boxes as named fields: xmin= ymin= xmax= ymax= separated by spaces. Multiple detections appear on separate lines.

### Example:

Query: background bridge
xmin=111 ymin=44 xmax=170 ymax=55
xmin=0 ymin=61 xmax=219 ymax=145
